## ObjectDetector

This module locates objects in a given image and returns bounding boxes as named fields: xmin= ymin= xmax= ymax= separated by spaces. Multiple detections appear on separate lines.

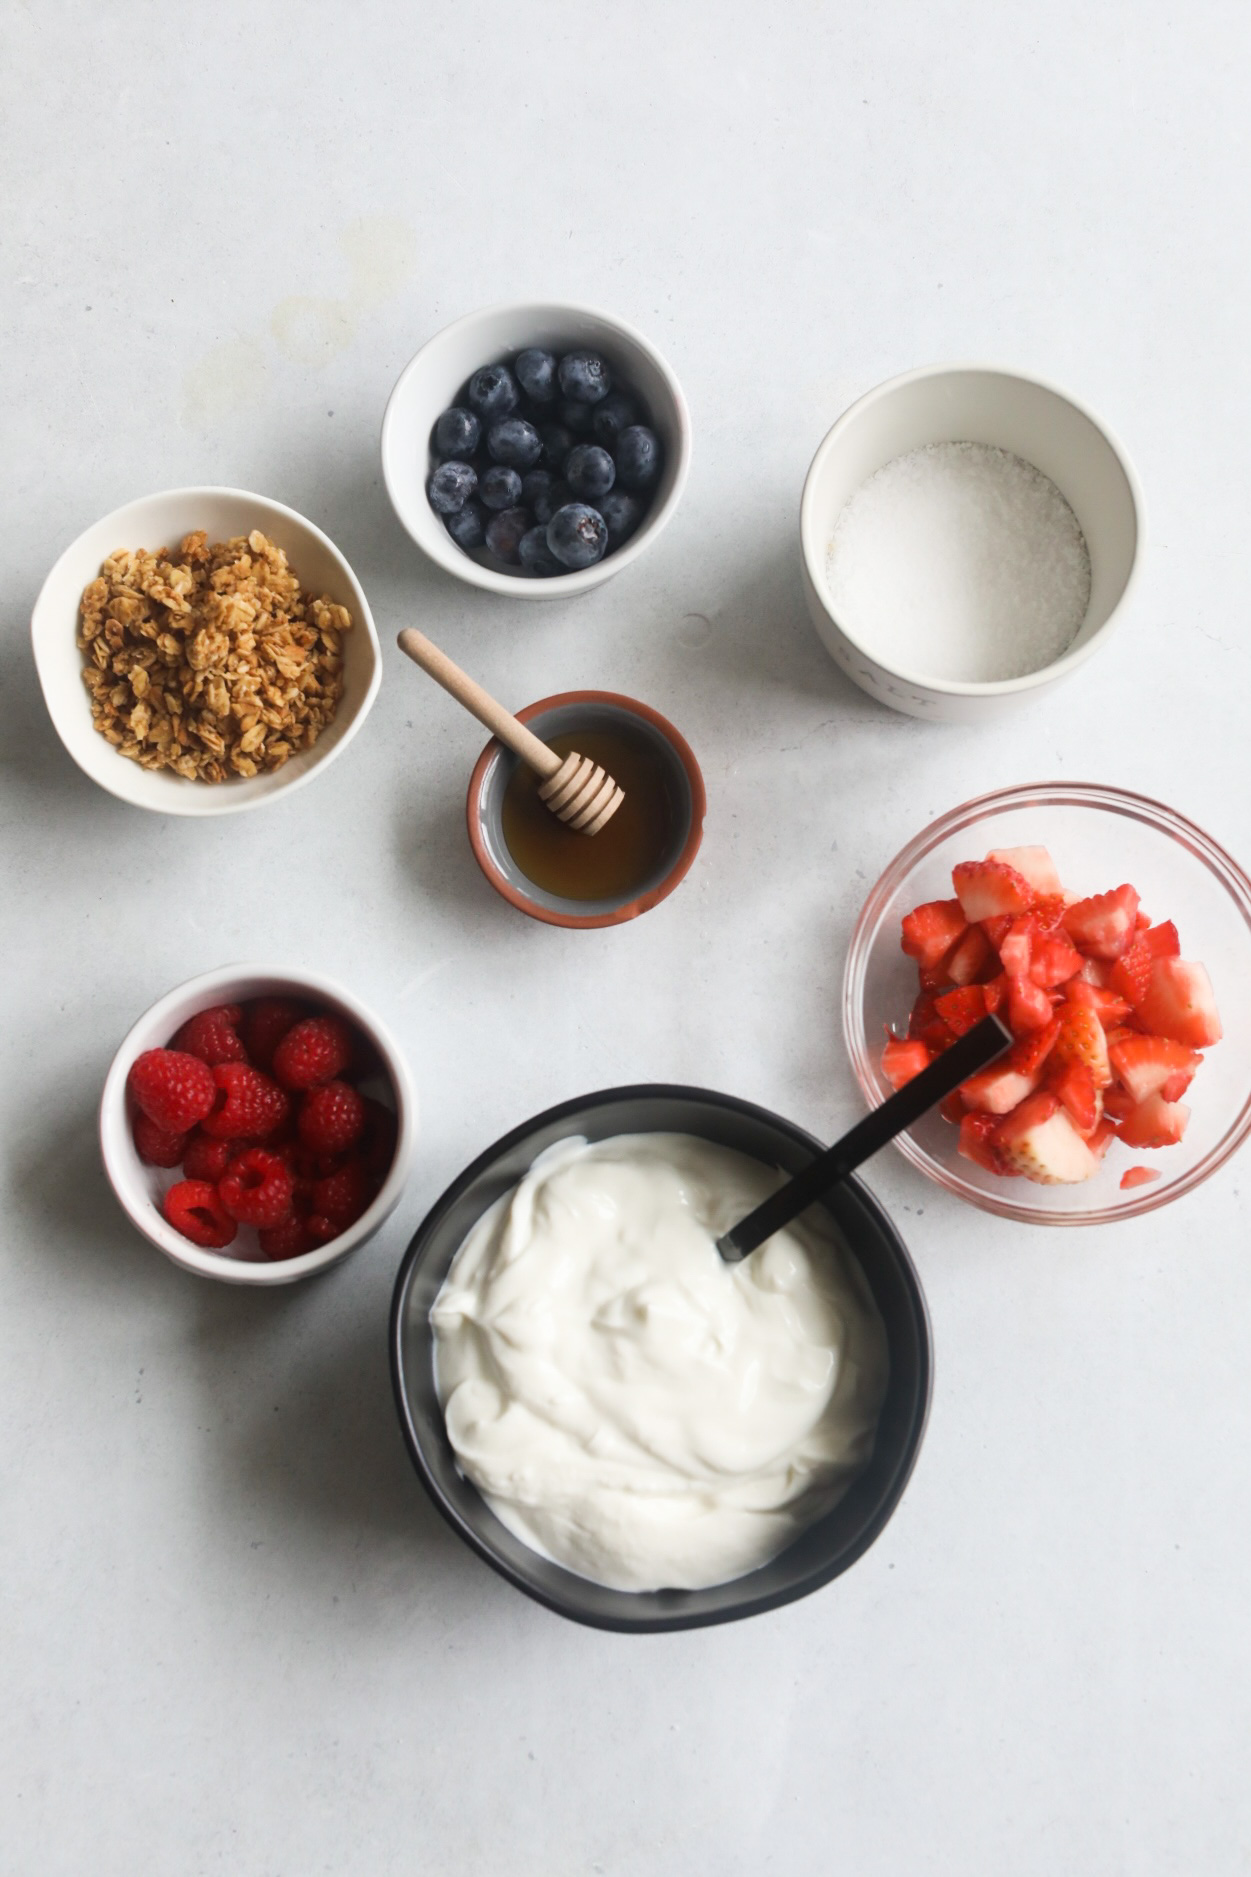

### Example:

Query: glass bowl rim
xmin=841 ymin=780 xmax=1251 ymax=1225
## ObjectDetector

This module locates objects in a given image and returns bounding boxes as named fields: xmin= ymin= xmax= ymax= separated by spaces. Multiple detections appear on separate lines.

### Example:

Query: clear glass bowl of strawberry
xmin=843 ymin=783 xmax=1251 ymax=1224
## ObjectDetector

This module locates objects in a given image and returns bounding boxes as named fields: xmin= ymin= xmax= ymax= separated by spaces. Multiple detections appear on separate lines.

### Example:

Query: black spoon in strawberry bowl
xmin=716 ymin=1013 xmax=1012 ymax=1263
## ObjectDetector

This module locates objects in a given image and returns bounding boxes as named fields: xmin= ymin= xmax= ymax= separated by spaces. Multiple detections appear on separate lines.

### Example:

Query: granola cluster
xmin=77 ymin=530 xmax=352 ymax=782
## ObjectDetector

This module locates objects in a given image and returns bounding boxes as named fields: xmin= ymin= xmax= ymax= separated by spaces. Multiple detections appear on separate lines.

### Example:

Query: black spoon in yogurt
xmin=716 ymin=1013 xmax=1012 ymax=1264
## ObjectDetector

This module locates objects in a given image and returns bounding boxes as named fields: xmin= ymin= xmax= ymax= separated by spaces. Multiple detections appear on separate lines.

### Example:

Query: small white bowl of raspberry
xmin=100 ymin=965 xmax=418 ymax=1284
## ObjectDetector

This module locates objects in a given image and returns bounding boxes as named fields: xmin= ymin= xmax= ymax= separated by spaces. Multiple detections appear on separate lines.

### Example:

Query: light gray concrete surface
xmin=3 ymin=2 xmax=1250 ymax=1872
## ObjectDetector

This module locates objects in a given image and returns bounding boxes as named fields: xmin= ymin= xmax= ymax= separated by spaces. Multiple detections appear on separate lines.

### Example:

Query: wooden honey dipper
xmin=397 ymin=628 xmax=625 ymax=835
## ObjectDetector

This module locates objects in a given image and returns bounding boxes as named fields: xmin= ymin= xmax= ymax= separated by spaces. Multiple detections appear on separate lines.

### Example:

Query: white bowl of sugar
xmin=800 ymin=365 xmax=1143 ymax=723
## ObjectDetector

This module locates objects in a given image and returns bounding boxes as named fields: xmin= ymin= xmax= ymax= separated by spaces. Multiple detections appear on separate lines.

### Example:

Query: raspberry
xmin=264 ymin=1102 xmax=298 ymax=1145
xmin=133 ymin=1111 xmax=188 ymax=1168
xmin=181 ymin=1131 xmax=234 ymax=1182
xmin=201 ymin=1063 xmax=290 ymax=1140
xmin=298 ymin=1080 xmax=365 ymax=1156
xmin=163 ymin=1179 xmax=237 ymax=1249
xmin=270 ymin=1140 xmax=320 ymax=1224
xmin=171 ymin=1004 xmax=247 ymax=1066
xmin=240 ymin=997 xmax=308 ymax=1071
xmin=273 ymin=1138 xmax=320 ymax=1182
xmin=306 ymin=1213 xmax=342 ymax=1246
xmin=219 ymin=1148 xmax=295 ymax=1228
xmin=258 ymin=1214 xmax=316 ymax=1261
xmin=312 ymin=1157 xmax=372 ymax=1227
xmin=359 ymin=1097 xmax=398 ymax=1183
xmin=272 ymin=1015 xmax=353 ymax=1091
xmin=128 ymin=1048 xmax=216 ymax=1133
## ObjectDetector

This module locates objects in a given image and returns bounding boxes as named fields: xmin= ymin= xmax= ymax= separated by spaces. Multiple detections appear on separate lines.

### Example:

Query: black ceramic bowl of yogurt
xmin=389 ymin=1084 xmax=932 ymax=1633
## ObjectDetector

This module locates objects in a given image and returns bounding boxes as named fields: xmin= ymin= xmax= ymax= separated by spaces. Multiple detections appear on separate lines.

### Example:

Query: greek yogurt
xmin=432 ymin=1133 xmax=889 ymax=1592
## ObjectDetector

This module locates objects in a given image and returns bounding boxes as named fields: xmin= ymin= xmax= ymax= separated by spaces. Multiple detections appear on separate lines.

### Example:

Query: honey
xmin=500 ymin=722 xmax=682 ymax=902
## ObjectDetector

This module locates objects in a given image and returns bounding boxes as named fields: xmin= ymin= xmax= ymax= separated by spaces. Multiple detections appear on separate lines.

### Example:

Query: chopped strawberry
xmin=907 ymin=992 xmax=955 ymax=1053
xmin=1109 ymin=921 xmax=1181 ymax=1005
xmin=960 ymin=1064 xmax=1043 ymax=1116
xmin=998 ymin=915 xmax=1035 ymax=978
xmin=958 ymin=1112 xmax=1019 ymax=1176
xmin=1119 ymin=1093 xmax=1190 ymax=1149
xmin=1062 ymin=884 xmax=1141 ymax=960
xmin=1008 ymin=1016 xmax=1062 ymax=1078
xmin=934 ymin=985 xmax=988 ymax=1037
xmin=907 ymin=989 xmax=939 ymax=1037
xmin=1007 ymin=974 xmax=1054 ymax=1033
xmin=982 ymin=973 xmax=1009 ymax=1016
xmin=1049 ymin=1057 xmax=1099 ymax=1136
xmin=1052 ymin=1000 xmax=1112 ymax=1089
xmin=1030 ymin=893 xmax=1068 ymax=932
xmin=1136 ymin=958 xmax=1223 ymax=1049
xmin=993 ymin=1092 xmax=1100 ymax=1184
xmin=1066 ymin=981 xmax=1133 ymax=1026
xmin=940 ymin=1090 xmax=967 ymax=1125
xmin=952 ymin=859 xmax=1034 ymax=923
xmin=1108 ymin=1035 xmax=1202 ymax=1105
xmin=1028 ymin=929 xmax=1084 ymax=988
xmin=986 ymin=846 xmax=1062 ymax=894
xmin=901 ymin=899 xmax=967 ymax=971
xmin=891 ymin=848 xmax=1215 ymax=1191
xmin=881 ymin=1035 xmax=933 ymax=1090
xmin=945 ymin=924 xmax=994 ymax=986
xmin=1120 ymin=1165 xmax=1160 ymax=1189
xmin=958 ymin=1011 xmax=1059 ymax=1115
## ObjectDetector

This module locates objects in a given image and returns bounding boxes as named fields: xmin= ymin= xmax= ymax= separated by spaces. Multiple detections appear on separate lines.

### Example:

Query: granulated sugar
xmin=824 ymin=443 xmax=1091 ymax=683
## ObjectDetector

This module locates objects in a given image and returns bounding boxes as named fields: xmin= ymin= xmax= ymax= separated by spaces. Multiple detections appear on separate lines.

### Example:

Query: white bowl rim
xmin=380 ymin=299 xmax=692 ymax=597
xmin=30 ymin=485 xmax=382 ymax=817
xmin=799 ymin=361 xmax=1146 ymax=697
xmin=99 ymin=962 xmax=418 ymax=1283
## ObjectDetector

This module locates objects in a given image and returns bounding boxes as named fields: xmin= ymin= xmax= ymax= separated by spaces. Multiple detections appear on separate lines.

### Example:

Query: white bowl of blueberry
xmin=381 ymin=302 xmax=691 ymax=595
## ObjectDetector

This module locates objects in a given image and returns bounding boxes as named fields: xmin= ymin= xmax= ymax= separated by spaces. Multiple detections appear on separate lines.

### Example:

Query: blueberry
xmin=564 ymin=443 xmax=616 ymax=502
xmin=487 ymin=417 xmax=542 ymax=470
xmin=444 ymin=500 xmax=486 ymax=551
xmin=538 ymin=423 xmax=576 ymax=470
xmin=514 ymin=348 xmax=558 ymax=404
xmin=518 ymin=526 xmax=564 ymax=576
xmin=432 ymin=406 xmax=481 ymax=460
xmin=546 ymin=503 xmax=608 ymax=570
xmin=484 ymin=506 xmax=531 ymax=564
xmin=558 ymin=350 xmax=612 ymax=405
xmin=614 ymin=424 xmax=661 ymax=490
xmin=520 ymin=469 xmax=567 ymax=526
xmin=428 ymin=459 xmax=478 ymax=515
xmin=557 ymin=397 xmax=596 ymax=435
xmin=591 ymin=393 xmax=638 ymax=448
xmin=598 ymin=488 xmax=644 ymax=548
xmin=480 ymin=464 xmax=523 ymax=511
xmin=466 ymin=363 xmax=519 ymax=423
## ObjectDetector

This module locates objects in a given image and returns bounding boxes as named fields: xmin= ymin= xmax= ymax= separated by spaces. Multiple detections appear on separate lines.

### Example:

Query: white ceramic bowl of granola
xmin=99 ymin=963 xmax=418 ymax=1285
xmin=31 ymin=487 xmax=381 ymax=816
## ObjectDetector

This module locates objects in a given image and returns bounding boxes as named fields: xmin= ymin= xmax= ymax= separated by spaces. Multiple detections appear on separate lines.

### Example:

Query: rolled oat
xmin=77 ymin=529 xmax=353 ymax=781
